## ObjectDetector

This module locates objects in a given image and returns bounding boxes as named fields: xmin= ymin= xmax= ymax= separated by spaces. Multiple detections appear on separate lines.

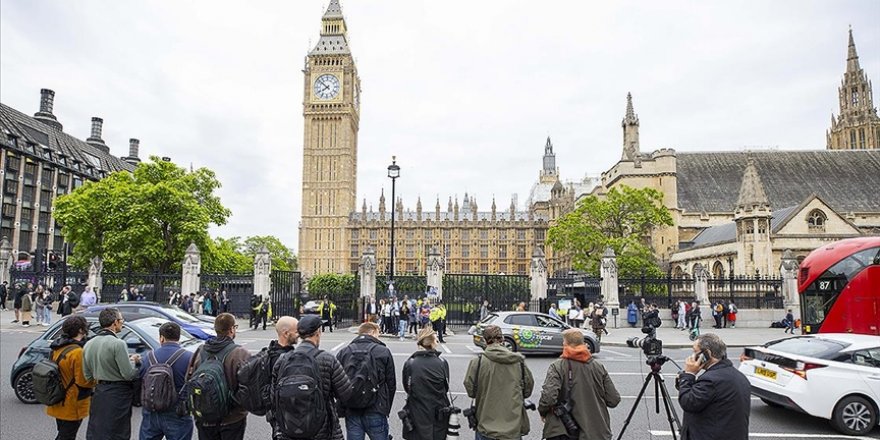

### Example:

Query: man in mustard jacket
xmin=47 ymin=315 xmax=96 ymax=439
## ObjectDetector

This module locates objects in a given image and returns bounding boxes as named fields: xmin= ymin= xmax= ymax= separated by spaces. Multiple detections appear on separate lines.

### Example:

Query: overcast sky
xmin=2 ymin=0 xmax=878 ymax=251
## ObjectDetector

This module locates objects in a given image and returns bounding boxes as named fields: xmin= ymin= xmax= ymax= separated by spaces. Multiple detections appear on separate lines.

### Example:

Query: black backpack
xmin=340 ymin=343 xmax=380 ymax=409
xmin=235 ymin=348 xmax=271 ymax=416
xmin=183 ymin=344 xmax=237 ymax=424
xmin=32 ymin=345 xmax=78 ymax=405
xmin=141 ymin=349 xmax=187 ymax=412
xmin=273 ymin=345 xmax=327 ymax=438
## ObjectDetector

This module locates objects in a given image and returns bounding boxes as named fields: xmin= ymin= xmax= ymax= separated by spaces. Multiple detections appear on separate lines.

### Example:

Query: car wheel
xmin=760 ymin=398 xmax=782 ymax=408
xmin=13 ymin=368 xmax=37 ymax=404
xmin=502 ymin=337 xmax=518 ymax=352
xmin=585 ymin=339 xmax=596 ymax=354
xmin=831 ymin=395 xmax=877 ymax=436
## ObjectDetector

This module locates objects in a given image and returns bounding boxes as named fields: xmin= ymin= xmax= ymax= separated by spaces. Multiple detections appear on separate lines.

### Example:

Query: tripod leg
xmin=654 ymin=374 xmax=661 ymax=414
xmin=655 ymin=374 xmax=683 ymax=440
xmin=615 ymin=373 xmax=656 ymax=440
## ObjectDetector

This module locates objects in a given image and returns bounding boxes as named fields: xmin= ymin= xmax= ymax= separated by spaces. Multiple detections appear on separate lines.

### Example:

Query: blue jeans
xmin=139 ymin=409 xmax=194 ymax=440
xmin=399 ymin=320 xmax=408 ymax=338
xmin=43 ymin=308 xmax=52 ymax=324
xmin=346 ymin=412 xmax=389 ymax=440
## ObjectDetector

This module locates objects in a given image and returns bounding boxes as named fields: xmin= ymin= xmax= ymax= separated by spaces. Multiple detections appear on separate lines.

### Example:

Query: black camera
xmin=463 ymin=406 xmax=478 ymax=430
xmin=436 ymin=405 xmax=460 ymax=421
xmin=398 ymin=408 xmax=414 ymax=433
xmin=626 ymin=326 xmax=663 ymax=357
xmin=523 ymin=399 xmax=537 ymax=411
xmin=553 ymin=401 xmax=581 ymax=437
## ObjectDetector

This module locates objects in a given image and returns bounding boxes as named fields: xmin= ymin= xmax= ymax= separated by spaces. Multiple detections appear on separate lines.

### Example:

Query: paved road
xmin=1 ymin=315 xmax=878 ymax=439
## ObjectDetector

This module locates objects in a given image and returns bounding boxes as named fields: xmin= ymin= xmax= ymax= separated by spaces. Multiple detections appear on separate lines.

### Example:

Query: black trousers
xmin=197 ymin=418 xmax=246 ymax=440
xmin=87 ymin=381 xmax=134 ymax=440
xmin=322 ymin=315 xmax=333 ymax=332
xmin=56 ymin=418 xmax=83 ymax=440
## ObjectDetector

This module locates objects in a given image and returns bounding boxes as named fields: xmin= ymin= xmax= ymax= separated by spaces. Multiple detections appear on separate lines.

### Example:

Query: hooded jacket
xmin=46 ymin=337 xmax=96 ymax=421
xmin=185 ymin=336 xmax=250 ymax=426
xmin=538 ymin=345 xmax=621 ymax=440
xmin=464 ymin=344 xmax=534 ymax=440
xmin=402 ymin=349 xmax=450 ymax=440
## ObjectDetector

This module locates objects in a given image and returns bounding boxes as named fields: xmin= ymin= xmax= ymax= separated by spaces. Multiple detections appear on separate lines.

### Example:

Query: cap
xmin=298 ymin=315 xmax=322 ymax=336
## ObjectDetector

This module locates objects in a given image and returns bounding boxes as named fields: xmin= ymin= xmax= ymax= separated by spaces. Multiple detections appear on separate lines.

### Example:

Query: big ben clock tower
xmin=299 ymin=0 xmax=361 ymax=277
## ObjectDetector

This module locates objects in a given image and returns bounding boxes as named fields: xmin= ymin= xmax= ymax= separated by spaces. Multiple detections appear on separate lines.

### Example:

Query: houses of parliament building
xmin=297 ymin=1 xmax=880 ymax=279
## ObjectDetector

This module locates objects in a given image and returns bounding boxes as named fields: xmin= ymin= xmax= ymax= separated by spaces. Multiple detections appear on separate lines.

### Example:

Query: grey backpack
xmin=141 ymin=349 xmax=187 ymax=412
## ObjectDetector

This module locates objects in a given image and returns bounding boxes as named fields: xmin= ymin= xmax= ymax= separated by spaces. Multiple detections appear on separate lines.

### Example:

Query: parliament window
xmin=423 ymin=230 xmax=431 ymax=240
xmin=461 ymin=230 xmax=469 ymax=240
xmin=462 ymin=262 xmax=470 ymax=273
xmin=499 ymin=263 xmax=507 ymax=274
xmin=350 ymin=244 xmax=359 ymax=258
xmin=807 ymin=209 xmax=827 ymax=232
xmin=461 ymin=245 xmax=469 ymax=258
xmin=406 ymin=245 xmax=414 ymax=258
xmin=351 ymin=229 xmax=359 ymax=240
xmin=369 ymin=230 xmax=377 ymax=240
xmin=480 ymin=263 xmax=488 ymax=274
xmin=536 ymin=229 xmax=545 ymax=241
xmin=406 ymin=230 xmax=414 ymax=240
xmin=443 ymin=229 xmax=451 ymax=240
xmin=499 ymin=245 xmax=507 ymax=258
xmin=517 ymin=245 xmax=526 ymax=258
xmin=498 ymin=230 xmax=507 ymax=240
xmin=480 ymin=229 xmax=488 ymax=240
xmin=480 ymin=244 xmax=488 ymax=258
xmin=517 ymin=229 xmax=526 ymax=240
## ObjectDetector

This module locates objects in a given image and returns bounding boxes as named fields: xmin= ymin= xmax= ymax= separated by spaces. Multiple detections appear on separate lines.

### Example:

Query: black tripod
xmin=616 ymin=355 xmax=682 ymax=440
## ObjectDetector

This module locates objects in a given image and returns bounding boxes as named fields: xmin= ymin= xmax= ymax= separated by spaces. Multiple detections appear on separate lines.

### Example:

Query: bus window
xmin=801 ymin=246 xmax=879 ymax=333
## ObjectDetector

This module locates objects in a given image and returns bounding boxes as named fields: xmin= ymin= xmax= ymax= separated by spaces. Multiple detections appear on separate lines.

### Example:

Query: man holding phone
xmin=677 ymin=333 xmax=750 ymax=440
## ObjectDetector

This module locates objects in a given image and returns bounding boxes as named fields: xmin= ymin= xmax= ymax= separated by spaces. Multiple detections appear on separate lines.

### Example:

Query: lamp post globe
xmin=387 ymin=156 xmax=400 ymax=291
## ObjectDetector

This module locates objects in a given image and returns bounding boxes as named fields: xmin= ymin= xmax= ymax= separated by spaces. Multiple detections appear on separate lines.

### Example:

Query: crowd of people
xmin=4 ymin=281 xmax=93 ymax=327
xmin=365 ymin=295 xmax=448 ymax=342
xmin=168 ymin=289 xmax=231 ymax=316
xmin=33 ymin=301 xmax=752 ymax=440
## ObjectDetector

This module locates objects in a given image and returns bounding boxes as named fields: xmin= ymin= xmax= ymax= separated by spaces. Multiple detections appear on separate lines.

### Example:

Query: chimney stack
xmin=34 ymin=88 xmax=63 ymax=130
xmin=86 ymin=117 xmax=110 ymax=153
xmin=124 ymin=138 xmax=142 ymax=165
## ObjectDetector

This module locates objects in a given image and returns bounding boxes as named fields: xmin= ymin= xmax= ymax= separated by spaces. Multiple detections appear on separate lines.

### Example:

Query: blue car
xmin=86 ymin=302 xmax=217 ymax=340
xmin=11 ymin=313 xmax=202 ymax=403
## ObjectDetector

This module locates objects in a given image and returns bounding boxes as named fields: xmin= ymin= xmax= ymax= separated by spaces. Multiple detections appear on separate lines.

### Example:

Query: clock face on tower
xmin=314 ymin=74 xmax=340 ymax=100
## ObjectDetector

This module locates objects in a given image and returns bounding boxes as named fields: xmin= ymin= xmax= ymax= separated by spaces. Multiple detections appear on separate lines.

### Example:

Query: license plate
xmin=754 ymin=366 xmax=777 ymax=380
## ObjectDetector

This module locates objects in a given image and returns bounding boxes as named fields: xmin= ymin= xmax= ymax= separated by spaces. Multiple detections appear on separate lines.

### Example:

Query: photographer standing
xmin=677 ymin=334 xmax=750 ymax=440
xmin=401 ymin=327 xmax=450 ymax=440
xmin=464 ymin=325 xmax=534 ymax=440
xmin=539 ymin=329 xmax=621 ymax=440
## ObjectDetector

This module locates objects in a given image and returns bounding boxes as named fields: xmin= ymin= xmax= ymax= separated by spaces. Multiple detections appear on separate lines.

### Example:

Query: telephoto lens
xmin=553 ymin=402 xmax=580 ymax=436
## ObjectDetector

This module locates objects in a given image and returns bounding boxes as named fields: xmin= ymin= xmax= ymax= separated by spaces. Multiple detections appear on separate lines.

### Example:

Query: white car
xmin=739 ymin=333 xmax=880 ymax=436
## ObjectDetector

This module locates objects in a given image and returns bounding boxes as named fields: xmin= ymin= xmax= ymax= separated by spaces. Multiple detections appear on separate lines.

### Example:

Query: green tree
xmin=307 ymin=273 xmax=356 ymax=300
xmin=242 ymin=236 xmax=297 ymax=271
xmin=546 ymin=185 xmax=673 ymax=278
xmin=54 ymin=157 xmax=231 ymax=272
xmin=203 ymin=237 xmax=252 ymax=273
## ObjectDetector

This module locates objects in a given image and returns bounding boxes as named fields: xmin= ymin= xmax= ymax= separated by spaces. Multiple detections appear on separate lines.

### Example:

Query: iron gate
xmin=200 ymin=272 xmax=254 ymax=316
xmin=442 ymin=273 xmax=531 ymax=330
xmin=101 ymin=272 xmax=182 ymax=303
xmin=271 ymin=270 xmax=302 ymax=319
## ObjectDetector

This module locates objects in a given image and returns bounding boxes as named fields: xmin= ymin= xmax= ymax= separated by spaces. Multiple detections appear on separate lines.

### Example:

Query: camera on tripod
xmin=626 ymin=325 xmax=663 ymax=357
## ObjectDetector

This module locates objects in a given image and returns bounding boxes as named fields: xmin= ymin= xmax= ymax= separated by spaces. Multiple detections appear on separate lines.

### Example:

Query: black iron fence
xmin=376 ymin=275 xmax=426 ymax=298
xmin=443 ymin=273 xmax=531 ymax=330
xmin=101 ymin=272 xmax=182 ymax=303
xmin=270 ymin=270 xmax=302 ymax=319
xmin=8 ymin=267 xmax=88 ymax=295
xmin=708 ymin=275 xmax=783 ymax=309
xmin=618 ymin=274 xmax=696 ymax=309
xmin=200 ymin=272 xmax=254 ymax=317
xmin=547 ymin=276 xmax=602 ymax=306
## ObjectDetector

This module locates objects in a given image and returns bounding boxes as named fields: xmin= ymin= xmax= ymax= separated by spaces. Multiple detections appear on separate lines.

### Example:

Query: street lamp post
xmin=387 ymin=157 xmax=400 ymax=293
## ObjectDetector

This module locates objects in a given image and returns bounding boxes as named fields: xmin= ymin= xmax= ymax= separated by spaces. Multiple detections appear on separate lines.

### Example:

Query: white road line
xmin=650 ymin=431 xmax=872 ymax=439
xmin=331 ymin=341 xmax=346 ymax=352
xmin=440 ymin=344 xmax=452 ymax=354
xmin=600 ymin=348 xmax=633 ymax=357
xmin=465 ymin=345 xmax=482 ymax=353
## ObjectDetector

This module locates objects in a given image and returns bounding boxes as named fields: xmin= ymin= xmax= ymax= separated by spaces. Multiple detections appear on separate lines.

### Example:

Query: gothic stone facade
xmin=0 ymin=89 xmax=138 ymax=256
xmin=827 ymin=28 xmax=880 ymax=150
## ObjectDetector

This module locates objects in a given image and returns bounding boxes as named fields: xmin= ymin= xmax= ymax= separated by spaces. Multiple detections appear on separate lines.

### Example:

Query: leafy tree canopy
xmin=307 ymin=273 xmax=356 ymax=300
xmin=54 ymin=157 xmax=230 ymax=272
xmin=546 ymin=185 xmax=673 ymax=278
xmin=202 ymin=235 xmax=297 ymax=273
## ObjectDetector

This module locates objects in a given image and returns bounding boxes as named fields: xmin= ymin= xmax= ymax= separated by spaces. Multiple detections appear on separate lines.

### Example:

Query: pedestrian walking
xmin=12 ymin=282 xmax=30 ymax=323
xmin=677 ymin=300 xmax=688 ymax=329
xmin=83 ymin=308 xmax=143 ymax=440
xmin=138 ymin=322 xmax=194 ymax=440
xmin=80 ymin=287 xmax=97 ymax=307
xmin=408 ymin=298 xmax=419 ymax=335
xmin=44 ymin=315 xmax=96 ymax=440
xmin=399 ymin=300 xmax=411 ymax=340
xmin=538 ymin=329 xmax=621 ymax=440
xmin=221 ymin=291 xmax=230 ymax=313
xmin=627 ymin=300 xmax=639 ymax=328
xmin=783 ymin=309 xmax=795 ymax=334
xmin=20 ymin=286 xmax=33 ymax=327
xmin=271 ymin=315 xmax=354 ymax=440
xmin=677 ymin=334 xmax=751 ymax=440
xmin=338 ymin=322 xmax=396 ymax=440
xmin=402 ymin=327 xmax=451 ymax=440
xmin=590 ymin=302 xmax=608 ymax=343
xmin=479 ymin=299 xmax=490 ymax=322
xmin=184 ymin=313 xmax=250 ymax=439
xmin=0 ymin=280 xmax=8 ymax=311
xmin=464 ymin=325 xmax=534 ymax=440
xmin=727 ymin=301 xmax=738 ymax=329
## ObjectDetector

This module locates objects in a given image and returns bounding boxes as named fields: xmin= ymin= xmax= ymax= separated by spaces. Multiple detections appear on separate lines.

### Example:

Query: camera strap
xmin=470 ymin=354 xmax=482 ymax=409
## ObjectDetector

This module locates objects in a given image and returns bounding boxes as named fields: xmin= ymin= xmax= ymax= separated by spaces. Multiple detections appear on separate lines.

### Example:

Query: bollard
xmin=447 ymin=408 xmax=462 ymax=439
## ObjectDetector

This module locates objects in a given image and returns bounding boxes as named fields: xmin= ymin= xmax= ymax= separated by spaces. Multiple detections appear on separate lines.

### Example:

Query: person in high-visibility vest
xmin=317 ymin=297 xmax=337 ymax=333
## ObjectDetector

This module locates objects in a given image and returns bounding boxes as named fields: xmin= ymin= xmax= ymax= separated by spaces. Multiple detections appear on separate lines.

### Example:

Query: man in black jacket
xmin=337 ymin=321 xmax=396 ymax=440
xmin=265 ymin=316 xmax=298 ymax=436
xmin=677 ymin=333 xmax=750 ymax=440
xmin=273 ymin=315 xmax=354 ymax=440
xmin=0 ymin=281 xmax=7 ymax=311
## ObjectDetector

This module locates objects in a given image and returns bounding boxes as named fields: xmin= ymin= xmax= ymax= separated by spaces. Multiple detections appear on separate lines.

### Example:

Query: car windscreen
xmin=130 ymin=318 xmax=198 ymax=347
xmin=765 ymin=337 xmax=851 ymax=359
xmin=164 ymin=307 xmax=203 ymax=324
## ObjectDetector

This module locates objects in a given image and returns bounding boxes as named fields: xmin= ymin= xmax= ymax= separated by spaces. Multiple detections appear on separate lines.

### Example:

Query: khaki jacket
xmin=464 ymin=344 xmax=534 ymax=440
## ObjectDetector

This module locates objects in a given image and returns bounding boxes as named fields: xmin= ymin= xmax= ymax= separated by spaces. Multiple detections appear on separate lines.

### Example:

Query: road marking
xmin=650 ymin=431 xmax=871 ymax=439
xmin=600 ymin=348 xmax=633 ymax=357
xmin=441 ymin=343 xmax=452 ymax=354
xmin=331 ymin=341 xmax=347 ymax=352
xmin=608 ymin=372 xmax=678 ymax=378
xmin=465 ymin=345 xmax=482 ymax=353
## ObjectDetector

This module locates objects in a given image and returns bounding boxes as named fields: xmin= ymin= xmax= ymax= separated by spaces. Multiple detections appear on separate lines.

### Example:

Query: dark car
xmin=10 ymin=313 xmax=202 ymax=404
xmin=86 ymin=302 xmax=216 ymax=340
xmin=469 ymin=311 xmax=601 ymax=355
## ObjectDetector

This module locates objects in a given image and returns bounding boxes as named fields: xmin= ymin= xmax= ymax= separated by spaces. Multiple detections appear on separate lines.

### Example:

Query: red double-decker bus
xmin=798 ymin=237 xmax=880 ymax=335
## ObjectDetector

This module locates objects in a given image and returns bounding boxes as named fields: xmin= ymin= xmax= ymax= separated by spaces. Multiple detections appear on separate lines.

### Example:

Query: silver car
xmin=469 ymin=311 xmax=601 ymax=355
